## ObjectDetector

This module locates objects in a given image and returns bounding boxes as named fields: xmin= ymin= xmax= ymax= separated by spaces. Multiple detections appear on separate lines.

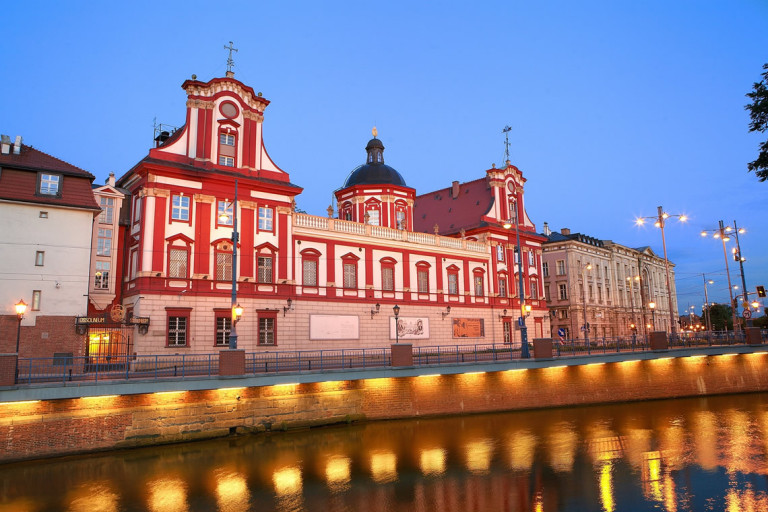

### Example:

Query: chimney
xmin=543 ymin=222 xmax=551 ymax=236
xmin=560 ymin=228 xmax=571 ymax=236
xmin=107 ymin=172 xmax=115 ymax=187
xmin=451 ymin=181 xmax=460 ymax=199
xmin=0 ymin=135 xmax=10 ymax=155
xmin=154 ymin=131 xmax=170 ymax=148
xmin=13 ymin=135 xmax=22 ymax=155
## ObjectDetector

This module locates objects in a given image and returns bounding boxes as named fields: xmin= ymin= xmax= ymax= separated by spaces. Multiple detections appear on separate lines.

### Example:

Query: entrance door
xmin=87 ymin=327 xmax=132 ymax=370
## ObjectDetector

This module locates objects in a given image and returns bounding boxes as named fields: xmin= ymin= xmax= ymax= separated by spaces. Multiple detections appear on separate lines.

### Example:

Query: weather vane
xmin=224 ymin=41 xmax=238 ymax=73
xmin=502 ymin=125 xmax=512 ymax=163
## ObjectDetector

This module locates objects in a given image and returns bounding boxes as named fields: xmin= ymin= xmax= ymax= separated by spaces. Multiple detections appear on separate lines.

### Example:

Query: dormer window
xmin=38 ymin=173 xmax=61 ymax=196
xmin=220 ymin=134 xmax=235 ymax=146
xmin=219 ymin=156 xmax=234 ymax=167
xmin=218 ymin=129 xmax=237 ymax=167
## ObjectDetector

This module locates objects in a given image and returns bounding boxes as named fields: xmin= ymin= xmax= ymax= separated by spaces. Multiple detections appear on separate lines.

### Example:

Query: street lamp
xmin=729 ymin=222 xmax=750 ymax=326
xmin=648 ymin=301 xmax=656 ymax=330
xmin=636 ymin=206 xmax=686 ymax=334
xmin=393 ymin=304 xmax=401 ymax=344
xmin=581 ymin=263 xmax=593 ymax=344
xmin=219 ymin=179 xmax=240 ymax=349
xmin=702 ymin=275 xmax=714 ymax=332
xmin=14 ymin=299 xmax=27 ymax=384
xmin=700 ymin=220 xmax=739 ymax=333
xmin=502 ymin=213 xmax=530 ymax=359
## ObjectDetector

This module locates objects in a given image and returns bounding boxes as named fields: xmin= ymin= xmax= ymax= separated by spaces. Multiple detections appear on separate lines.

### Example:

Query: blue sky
xmin=3 ymin=1 xmax=767 ymax=315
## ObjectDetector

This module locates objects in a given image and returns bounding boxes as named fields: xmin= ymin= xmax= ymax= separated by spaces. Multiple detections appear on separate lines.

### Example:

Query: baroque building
xmin=103 ymin=69 xmax=550 ymax=357
xmin=541 ymin=225 xmax=678 ymax=340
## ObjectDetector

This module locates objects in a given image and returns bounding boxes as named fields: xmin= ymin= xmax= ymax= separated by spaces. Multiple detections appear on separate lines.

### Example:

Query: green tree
xmin=746 ymin=63 xmax=768 ymax=181
xmin=704 ymin=304 xmax=733 ymax=331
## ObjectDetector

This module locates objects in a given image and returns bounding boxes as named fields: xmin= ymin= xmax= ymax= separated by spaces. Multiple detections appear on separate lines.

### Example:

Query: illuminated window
xmin=95 ymin=261 xmax=110 ymax=289
xmin=171 ymin=195 xmax=190 ymax=221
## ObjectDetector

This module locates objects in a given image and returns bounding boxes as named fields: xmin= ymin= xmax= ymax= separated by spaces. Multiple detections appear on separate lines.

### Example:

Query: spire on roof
xmin=224 ymin=41 xmax=238 ymax=77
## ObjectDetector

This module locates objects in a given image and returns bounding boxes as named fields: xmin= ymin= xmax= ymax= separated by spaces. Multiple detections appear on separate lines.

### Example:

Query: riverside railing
xmin=10 ymin=330 xmax=767 ymax=386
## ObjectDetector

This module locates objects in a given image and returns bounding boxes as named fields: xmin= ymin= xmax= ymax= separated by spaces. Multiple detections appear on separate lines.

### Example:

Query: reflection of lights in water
xmin=599 ymin=462 xmax=614 ymax=512
xmin=726 ymin=486 xmax=768 ymax=511
xmin=724 ymin=410 xmax=751 ymax=474
xmin=214 ymin=471 xmax=250 ymax=512
xmin=507 ymin=430 xmax=537 ymax=471
xmin=548 ymin=422 xmax=578 ymax=472
xmin=325 ymin=456 xmax=351 ymax=491
xmin=420 ymin=448 xmax=446 ymax=476
xmin=663 ymin=473 xmax=677 ymax=512
xmin=147 ymin=477 xmax=188 ymax=512
xmin=370 ymin=451 xmax=397 ymax=483
xmin=68 ymin=482 xmax=118 ymax=512
xmin=642 ymin=451 xmax=663 ymax=503
xmin=273 ymin=467 xmax=302 ymax=496
xmin=533 ymin=492 xmax=544 ymax=512
xmin=691 ymin=411 xmax=718 ymax=471
xmin=465 ymin=439 xmax=493 ymax=474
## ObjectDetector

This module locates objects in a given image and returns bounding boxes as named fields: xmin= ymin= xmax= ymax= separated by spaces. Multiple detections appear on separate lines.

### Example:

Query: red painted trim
xmin=204 ymin=109 xmax=213 ymax=161
xmin=196 ymin=108 xmax=206 ymax=160
xmin=462 ymin=260 xmax=471 ymax=304
xmin=166 ymin=232 xmax=194 ymax=244
xmin=326 ymin=241 xmax=336 ymax=297
xmin=242 ymin=118 xmax=251 ymax=169
xmin=402 ymin=252 xmax=411 ymax=301
xmin=240 ymin=207 xmax=254 ymax=278
xmin=277 ymin=210 xmax=289 ymax=282
xmin=194 ymin=201 xmax=211 ymax=275
xmin=152 ymin=195 xmax=167 ymax=271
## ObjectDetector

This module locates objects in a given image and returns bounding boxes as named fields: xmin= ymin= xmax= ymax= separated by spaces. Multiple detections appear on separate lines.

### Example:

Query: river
xmin=2 ymin=392 xmax=767 ymax=511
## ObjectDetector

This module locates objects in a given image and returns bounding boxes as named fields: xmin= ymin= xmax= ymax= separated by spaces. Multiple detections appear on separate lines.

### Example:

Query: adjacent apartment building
xmin=542 ymin=225 xmax=678 ymax=340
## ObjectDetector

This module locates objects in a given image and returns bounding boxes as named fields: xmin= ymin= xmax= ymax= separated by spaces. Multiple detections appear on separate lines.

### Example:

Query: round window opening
xmin=220 ymin=102 xmax=239 ymax=118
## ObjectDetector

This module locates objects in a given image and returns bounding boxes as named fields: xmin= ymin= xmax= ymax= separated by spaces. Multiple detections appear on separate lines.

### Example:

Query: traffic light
xmin=758 ymin=285 xmax=766 ymax=298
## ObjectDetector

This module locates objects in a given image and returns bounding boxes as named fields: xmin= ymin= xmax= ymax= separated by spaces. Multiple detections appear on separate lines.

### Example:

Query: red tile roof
xmin=413 ymin=177 xmax=494 ymax=235
xmin=0 ymin=145 xmax=99 ymax=211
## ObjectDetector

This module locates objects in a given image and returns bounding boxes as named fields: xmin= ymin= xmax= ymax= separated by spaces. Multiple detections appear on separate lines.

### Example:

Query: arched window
xmin=301 ymin=248 xmax=321 ymax=288
xmin=473 ymin=268 xmax=485 ymax=297
xmin=167 ymin=234 xmax=193 ymax=279
xmin=416 ymin=261 xmax=431 ymax=294
xmin=218 ymin=127 xmax=237 ymax=167
xmin=341 ymin=253 xmax=360 ymax=289
xmin=212 ymin=240 xmax=234 ymax=281
xmin=446 ymin=265 xmax=460 ymax=296
xmin=255 ymin=243 xmax=278 ymax=284
xmin=380 ymin=257 xmax=397 ymax=292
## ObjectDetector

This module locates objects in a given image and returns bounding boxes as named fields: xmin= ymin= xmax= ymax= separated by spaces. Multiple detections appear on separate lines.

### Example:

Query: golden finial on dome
xmin=372 ymin=126 xmax=378 ymax=138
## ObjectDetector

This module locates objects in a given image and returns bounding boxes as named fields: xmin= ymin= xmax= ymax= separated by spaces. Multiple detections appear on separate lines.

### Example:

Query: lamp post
xmin=702 ymin=275 xmax=713 ymax=332
xmin=700 ymin=220 xmax=738 ymax=333
xmin=502 ymin=214 xmax=530 ymax=359
xmin=649 ymin=301 xmax=656 ymax=330
xmin=581 ymin=263 xmax=593 ymax=344
xmin=219 ymin=180 xmax=240 ymax=349
xmin=730 ymin=221 xmax=750 ymax=327
xmin=14 ymin=299 xmax=27 ymax=384
xmin=636 ymin=206 xmax=686 ymax=334
xmin=393 ymin=304 xmax=400 ymax=344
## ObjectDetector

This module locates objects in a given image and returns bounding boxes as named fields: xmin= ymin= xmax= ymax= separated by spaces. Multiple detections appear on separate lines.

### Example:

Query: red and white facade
xmin=111 ymin=72 xmax=551 ymax=356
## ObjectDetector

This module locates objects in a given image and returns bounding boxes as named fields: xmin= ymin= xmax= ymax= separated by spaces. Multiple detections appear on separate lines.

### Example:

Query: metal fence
xmin=10 ymin=330 xmax=767 ymax=386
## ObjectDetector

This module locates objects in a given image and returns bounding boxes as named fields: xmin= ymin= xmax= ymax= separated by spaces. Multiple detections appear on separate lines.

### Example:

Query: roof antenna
xmin=502 ymin=125 xmax=512 ymax=164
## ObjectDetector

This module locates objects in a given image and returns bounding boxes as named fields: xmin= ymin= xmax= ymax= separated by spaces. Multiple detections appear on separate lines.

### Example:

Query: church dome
xmin=343 ymin=131 xmax=407 ymax=187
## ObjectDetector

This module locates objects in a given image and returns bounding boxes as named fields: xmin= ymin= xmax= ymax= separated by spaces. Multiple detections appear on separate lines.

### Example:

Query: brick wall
xmin=2 ymin=352 xmax=768 ymax=463
xmin=0 ymin=315 xmax=85 ymax=359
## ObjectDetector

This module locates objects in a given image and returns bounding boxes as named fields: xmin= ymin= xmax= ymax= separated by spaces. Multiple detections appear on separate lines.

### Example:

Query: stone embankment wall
xmin=2 ymin=351 xmax=768 ymax=463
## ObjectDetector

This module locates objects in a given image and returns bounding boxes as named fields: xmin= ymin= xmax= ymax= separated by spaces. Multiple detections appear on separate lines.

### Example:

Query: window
xmin=133 ymin=197 xmax=141 ymax=224
xmin=447 ymin=266 xmax=459 ymax=295
xmin=366 ymin=209 xmax=380 ymax=226
xmin=39 ymin=174 xmax=60 ymax=195
xmin=168 ymin=248 xmax=188 ymax=278
xmin=220 ymin=134 xmax=235 ymax=146
xmin=528 ymin=251 xmax=535 ymax=266
xmin=588 ymin=285 xmax=593 ymax=301
xmin=382 ymin=267 xmax=394 ymax=291
xmin=95 ymin=261 xmax=110 ymax=289
xmin=99 ymin=197 xmax=114 ymax=224
xmin=498 ymin=277 xmax=507 ymax=298
xmin=381 ymin=258 xmax=396 ymax=292
xmin=598 ymin=286 xmax=603 ymax=302
xmin=396 ymin=210 xmax=406 ymax=230
xmin=130 ymin=250 xmax=138 ymax=280
xmin=97 ymin=228 xmax=112 ymax=256
xmin=216 ymin=250 xmax=232 ymax=281
xmin=417 ymin=266 xmax=429 ymax=294
xmin=258 ymin=312 xmax=277 ymax=345
xmin=542 ymin=262 xmax=549 ymax=277
xmin=39 ymin=211 xmax=48 ymax=218
xmin=503 ymin=321 xmax=511 ymax=344
xmin=217 ymin=201 xmax=233 ymax=225
xmin=545 ymin=285 xmax=551 ymax=301
xmin=219 ymin=156 xmax=235 ymax=167
xmin=258 ymin=207 xmax=274 ymax=231
xmin=496 ymin=245 xmax=505 ymax=262
xmin=31 ymin=290 xmax=41 ymax=311
xmin=559 ymin=284 xmax=568 ymax=300
xmin=474 ymin=275 xmax=484 ymax=297
xmin=171 ymin=195 xmax=190 ymax=221
xmin=215 ymin=315 xmax=231 ymax=346
xmin=35 ymin=251 xmax=44 ymax=266
xmin=343 ymin=263 xmax=357 ymax=289
xmin=530 ymin=280 xmax=538 ymax=300
xmin=302 ymin=250 xmax=320 ymax=287
xmin=257 ymin=256 xmax=273 ymax=283
xmin=168 ymin=316 xmax=187 ymax=347
xmin=556 ymin=260 xmax=566 ymax=275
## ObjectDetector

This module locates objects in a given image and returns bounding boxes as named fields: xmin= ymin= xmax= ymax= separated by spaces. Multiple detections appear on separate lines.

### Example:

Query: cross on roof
xmin=224 ymin=41 xmax=238 ymax=73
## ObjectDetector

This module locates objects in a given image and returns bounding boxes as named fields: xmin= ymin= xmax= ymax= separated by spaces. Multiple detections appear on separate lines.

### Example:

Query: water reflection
xmin=3 ymin=393 xmax=768 ymax=511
